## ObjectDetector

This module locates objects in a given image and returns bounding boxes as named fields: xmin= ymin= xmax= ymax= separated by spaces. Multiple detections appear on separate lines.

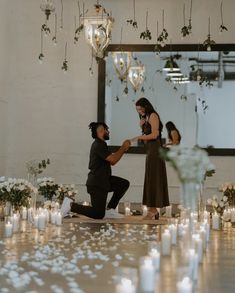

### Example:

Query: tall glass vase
xmin=27 ymin=173 xmax=38 ymax=210
xmin=180 ymin=181 xmax=200 ymax=212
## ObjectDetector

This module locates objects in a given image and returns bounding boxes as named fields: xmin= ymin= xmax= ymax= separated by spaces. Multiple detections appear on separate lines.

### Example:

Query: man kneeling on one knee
xmin=61 ymin=122 xmax=130 ymax=219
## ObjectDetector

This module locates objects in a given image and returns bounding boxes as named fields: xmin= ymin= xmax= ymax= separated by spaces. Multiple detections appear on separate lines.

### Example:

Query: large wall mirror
xmin=98 ymin=44 xmax=235 ymax=155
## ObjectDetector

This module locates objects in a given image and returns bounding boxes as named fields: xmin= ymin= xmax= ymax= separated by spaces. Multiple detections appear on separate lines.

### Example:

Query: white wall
xmin=1 ymin=0 xmax=235 ymax=204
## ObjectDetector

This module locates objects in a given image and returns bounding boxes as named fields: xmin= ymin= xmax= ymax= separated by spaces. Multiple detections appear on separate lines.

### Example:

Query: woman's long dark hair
xmin=165 ymin=121 xmax=181 ymax=142
xmin=135 ymin=97 xmax=163 ymax=133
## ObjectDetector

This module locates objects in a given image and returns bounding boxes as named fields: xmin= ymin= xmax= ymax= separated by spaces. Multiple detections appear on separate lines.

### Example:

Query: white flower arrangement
xmin=0 ymin=178 xmax=37 ymax=210
xmin=56 ymin=184 xmax=78 ymax=204
xmin=219 ymin=182 xmax=235 ymax=206
xmin=161 ymin=146 xmax=214 ymax=183
xmin=207 ymin=194 xmax=229 ymax=216
xmin=37 ymin=177 xmax=58 ymax=201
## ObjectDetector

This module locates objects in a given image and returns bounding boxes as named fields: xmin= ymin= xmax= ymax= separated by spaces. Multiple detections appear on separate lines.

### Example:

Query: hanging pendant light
xmin=163 ymin=57 xmax=180 ymax=72
xmin=128 ymin=64 xmax=145 ymax=92
xmin=82 ymin=1 xmax=114 ymax=59
xmin=40 ymin=0 xmax=55 ymax=21
xmin=112 ymin=52 xmax=131 ymax=82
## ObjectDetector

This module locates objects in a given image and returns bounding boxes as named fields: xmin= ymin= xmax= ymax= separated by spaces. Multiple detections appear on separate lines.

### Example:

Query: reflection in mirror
xmin=99 ymin=45 xmax=235 ymax=154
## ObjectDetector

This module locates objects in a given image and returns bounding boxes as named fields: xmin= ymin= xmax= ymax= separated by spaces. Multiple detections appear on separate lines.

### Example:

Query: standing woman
xmin=165 ymin=121 xmax=181 ymax=146
xmin=131 ymin=97 xmax=169 ymax=220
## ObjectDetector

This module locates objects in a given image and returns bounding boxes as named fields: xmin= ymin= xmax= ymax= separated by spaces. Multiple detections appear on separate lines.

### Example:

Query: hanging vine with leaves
xmin=140 ymin=11 xmax=152 ymax=40
xmin=127 ymin=0 xmax=138 ymax=29
xmin=157 ymin=10 xmax=168 ymax=47
xmin=219 ymin=1 xmax=228 ymax=32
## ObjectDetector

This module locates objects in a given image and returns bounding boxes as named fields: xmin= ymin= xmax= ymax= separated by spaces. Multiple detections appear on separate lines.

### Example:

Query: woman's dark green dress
xmin=142 ymin=117 xmax=169 ymax=207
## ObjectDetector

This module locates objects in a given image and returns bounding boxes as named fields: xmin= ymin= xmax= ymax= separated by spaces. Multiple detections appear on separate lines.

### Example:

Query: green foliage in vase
xmin=37 ymin=177 xmax=58 ymax=201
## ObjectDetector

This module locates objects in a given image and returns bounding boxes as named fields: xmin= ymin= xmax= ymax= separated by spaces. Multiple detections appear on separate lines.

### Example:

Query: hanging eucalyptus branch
xmin=188 ymin=0 xmax=193 ymax=33
xmin=157 ymin=10 xmax=168 ymax=47
xmin=89 ymin=48 xmax=94 ymax=76
xmin=181 ymin=4 xmax=190 ymax=37
xmin=60 ymin=0 xmax=64 ymax=29
xmin=154 ymin=21 xmax=161 ymax=54
xmin=219 ymin=1 xmax=228 ymax=32
xmin=140 ymin=11 xmax=152 ymax=40
xmin=52 ymin=13 xmax=57 ymax=45
xmin=74 ymin=1 xmax=85 ymax=44
xmin=61 ymin=42 xmax=68 ymax=72
xmin=38 ymin=29 xmax=44 ymax=63
xmin=203 ymin=17 xmax=216 ymax=51
xmin=127 ymin=0 xmax=138 ymax=29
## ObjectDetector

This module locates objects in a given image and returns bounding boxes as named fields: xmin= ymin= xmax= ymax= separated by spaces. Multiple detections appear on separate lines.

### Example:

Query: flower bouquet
xmin=219 ymin=183 xmax=235 ymax=206
xmin=207 ymin=195 xmax=229 ymax=217
xmin=0 ymin=178 xmax=36 ymax=211
xmin=37 ymin=177 xmax=58 ymax=201
xmin=160 ymin=146 xmax=214 ymax=211
xmin=56 ymin=184 xmax=78 ymax=204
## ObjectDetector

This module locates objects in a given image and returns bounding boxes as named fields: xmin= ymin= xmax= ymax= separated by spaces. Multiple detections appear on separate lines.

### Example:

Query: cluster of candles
xmin=116 ymin=209 xmax=212 ymax=293
xmin=4 ymin=205 xmax=62 ymax=238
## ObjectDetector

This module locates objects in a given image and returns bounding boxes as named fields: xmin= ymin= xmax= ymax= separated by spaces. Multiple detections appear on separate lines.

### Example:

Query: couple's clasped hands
xmin=121 ymin=136 xmax=141 ymax=152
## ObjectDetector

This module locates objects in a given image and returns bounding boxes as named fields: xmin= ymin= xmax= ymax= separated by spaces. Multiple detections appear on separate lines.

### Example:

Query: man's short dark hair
xmin=88 ymin=122 xmax=108 ymax=138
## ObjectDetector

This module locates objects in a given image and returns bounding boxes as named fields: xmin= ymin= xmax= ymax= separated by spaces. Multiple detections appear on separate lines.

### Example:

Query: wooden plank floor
xmin=0 ymin=219 xmax=234 ymax=293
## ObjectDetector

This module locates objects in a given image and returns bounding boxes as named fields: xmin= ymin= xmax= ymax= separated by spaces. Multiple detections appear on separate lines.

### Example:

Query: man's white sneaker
xmin=60 ymin=197 xmax=73 ymax=218
xmin=104 ymin=209 xmax=124 ymax=219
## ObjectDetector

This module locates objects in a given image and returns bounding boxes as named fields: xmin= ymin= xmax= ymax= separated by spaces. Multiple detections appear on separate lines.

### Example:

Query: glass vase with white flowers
xmin=56 ymin=184 xmax=78 ymax=204
xmin=207 ymin=195 xmax=229 ymax=217
xmin=37 ymin=177 xmax=59 ymax=201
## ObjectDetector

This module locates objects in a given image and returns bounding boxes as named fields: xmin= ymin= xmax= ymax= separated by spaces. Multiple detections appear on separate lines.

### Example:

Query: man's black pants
xmin=71 ymin=176 xmax=130 ymax=219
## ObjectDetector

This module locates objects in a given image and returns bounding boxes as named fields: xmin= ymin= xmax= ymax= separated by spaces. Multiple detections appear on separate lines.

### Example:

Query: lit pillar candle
xmin=116 ymin=278 xmax=135 ymax=293
xmin=142 ymin=205 xmax=148 ymax=217
xmin=192 ymin=234 xmax=203 ymax=263
xmin=169 ymin=224 xmax=177 ymax=245
xmin=149 ymin=248 xmax=160 ymax=272
xmin=34 ymin=215 xmax=39 ymax=228
xmin=22 ymin=207 xmax=27 ymax=220
xmin=55 ymin=202 xmax=60 ymax=211
xmin=56 ymin=212 xmax=62 ymax=226
xmin=188 ymin=249 xmax=199 ymax=281
xmin=51 ymin=211 xmax=56 ymax=224
xmin=38 ymin=213 xmax=46 ymax=231
xmin=5 ymin=221 xmax=13 ymax=238
xmin=230 ymin=208 xmax=235 ymax=223
xmin=12 ymin=214 xmax=19 ymax=232
xmin=125 ymin=207 xmax=131 ymax=216
xmin=202 ymin=220 xmax=210 ymax=242
xmin=161 ymin=229 xmax=171 ymax=256
xmin=165 ymin=205 xmax=172 ymax=217
xmin=139 ymin=257 xmax=155 ymax=292
xmin=212 ymin=213 xmax=220 ymax=230
xmin=199 ymin=226 xmax=207 ymax=252
xmin=177 ymin=277 xmax=193 ymax=293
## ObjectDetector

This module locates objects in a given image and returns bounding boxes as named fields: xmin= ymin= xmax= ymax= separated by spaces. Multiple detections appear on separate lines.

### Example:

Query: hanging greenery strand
xmin=188 ymin=0 xmax=192 ymax=31
xmin=89 ymin=48 xmax=94 ymax=76
xmin=220 ymin=1 xmax=228 ymax=32
xmin=52 ymin=13 xmax=57 ymax=44
xmin=60 ymin=0 xmax=64 ymax=29
xmin=181 ymin=3 xmax=190 ymax=37
xmin=62 ymin=42 xmax=68 ymax=72
xmin=39 ymin=29 xmax=44 ymax=63
xmin=127 ymin=0 xmax=138 ymax=28
xmin=74 ymin=1 xmax=84 ymax=44
xmin=140 ymin=10 xmax=152 ymax=40
xmin=157 ymin=9 xmax=168 ymax=47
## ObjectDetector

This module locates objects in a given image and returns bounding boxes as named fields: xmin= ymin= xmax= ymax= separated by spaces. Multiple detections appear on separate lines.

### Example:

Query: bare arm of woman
xmin=131 ymin=113 xmax=159 ymax=142
xmin=171 ymin=130 xmax=180 ymax=145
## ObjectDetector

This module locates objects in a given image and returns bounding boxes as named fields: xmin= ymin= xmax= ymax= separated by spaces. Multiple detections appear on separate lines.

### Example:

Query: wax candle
xmin=116 ymin=278 xmax=135 ymax=293
xmin=169 ymin=224 xmax=177 ymax=245
xmin=56 ymin=212 xmax=62 ymax=226
xmin=188 ymin=249 xmax=199 ymax=281
xmin=212 ymin=213 xmax=220 ymax=230
xmin=12 ymin=214 xmax=19 ymax=233
xmin=199 ymin=226 xmax=207 ymax=251
xmin=165 ymin=205 xmax=172 ymax=217
xmin=22 ymin=207 xmax=27 ymax=220
xmin=230 ymin=208 xmax=235 ymax=223
xmin=5 ymin=221 xmax=13 ymax=238
xmin=192 ymin=234 xmax=203 ymax=263
xmin=51 ymin=211 xmax=56 ymax=224
xmin=125 ymin=207 xmax=131 ymax=216
xmin=142 ymin=205 xmax=148 ymax=217
xmin=161 ymin=229 xmax=171 ymax=256
xmin=139 ymin=257 xmax=155 ymax=292
xmin=38 ymin=213 xmax=46 ymax=231
xmin=149 ymin=248 xmax=160 ymax=272
xmin=55 ymin=202 xmax=60 ymax=210
xmin=34 ymin=215 xmax=39 ymax=228
xmin=177 ymin=277 xmax=193 ymax=293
